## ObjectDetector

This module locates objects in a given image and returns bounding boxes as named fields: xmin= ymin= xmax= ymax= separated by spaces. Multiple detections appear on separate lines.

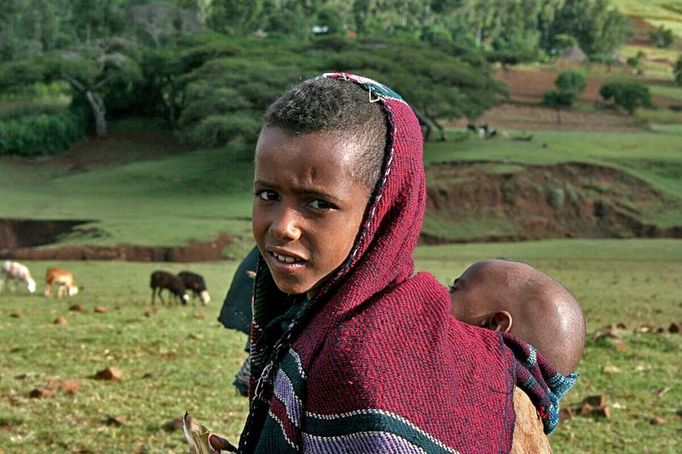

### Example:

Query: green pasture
xmin=649 ymin=82 xmax=682 ymax=101
xmin=1 ymin=127 xmax=682 ymax=252
xmin=618 ymin=45 xmax=680 ymax=80
xmin=0 ymin=144 xmax=255 ymax=256
xmin=613 ymin=0 xmax=682 ymax=24
xmin=1 ymin=239 xmax=680 ymax=452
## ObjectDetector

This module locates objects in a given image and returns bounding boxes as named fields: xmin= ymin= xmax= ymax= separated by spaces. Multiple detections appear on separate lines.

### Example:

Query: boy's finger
xmin=208 ymin=433 xmax=237 ymax=452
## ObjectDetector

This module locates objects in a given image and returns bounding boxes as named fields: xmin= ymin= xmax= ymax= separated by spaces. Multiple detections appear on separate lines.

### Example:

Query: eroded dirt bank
xmin=1 ymin=231 xmax=231 ymax=262
xmin=422 ymin=161 xmax=681 ymax=243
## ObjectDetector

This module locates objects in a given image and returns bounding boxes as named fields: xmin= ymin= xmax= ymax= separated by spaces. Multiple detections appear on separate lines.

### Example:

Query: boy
xmin=218 ymin=74 xmax=559 ymax=453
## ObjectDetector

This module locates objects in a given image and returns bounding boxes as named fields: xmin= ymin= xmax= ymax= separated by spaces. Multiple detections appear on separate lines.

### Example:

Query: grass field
xmin=0 ymin=143 xmax=255 ymax=256
xmin=2 ymin=126 xmax=682 ymax=252
xmin=0 ymin=239 xmax=680 ymax=453
xmin=1 ymin=64 xmax=681 ymax=451
xmin=614 ymin=0 xmax=682 ymax=19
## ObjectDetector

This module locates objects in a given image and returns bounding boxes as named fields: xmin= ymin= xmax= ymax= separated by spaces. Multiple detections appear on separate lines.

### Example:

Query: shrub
xmin=0 ymin=110 xmax=86 ymax=156
xmin=599 ymin=82 xmax=653 ymax=114
xmin=543 ymin=89 xmax=576 ymax=107
xmin=649 ymin=25 xmax=674 ymax=48
xmin=556 ymin=70 xmax=586 ymax=94
xmin=548 ymin=187 xmax=565 ymax=209
xmin=675 ymin=55 xmax=682 ymax=86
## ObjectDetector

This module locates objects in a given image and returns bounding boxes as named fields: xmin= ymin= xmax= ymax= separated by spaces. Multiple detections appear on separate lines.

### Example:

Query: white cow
xmin=1 ymin=260 xmax=37 ymax=293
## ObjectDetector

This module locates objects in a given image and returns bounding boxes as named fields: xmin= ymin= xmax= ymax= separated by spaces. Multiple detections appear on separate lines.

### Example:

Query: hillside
xmin=1 ymin=123 xmax=680 ymax=261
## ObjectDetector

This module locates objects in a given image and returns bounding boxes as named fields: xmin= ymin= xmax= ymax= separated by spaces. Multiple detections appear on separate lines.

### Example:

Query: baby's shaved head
xmin=450 ymin=259 xmax=585 ymax=375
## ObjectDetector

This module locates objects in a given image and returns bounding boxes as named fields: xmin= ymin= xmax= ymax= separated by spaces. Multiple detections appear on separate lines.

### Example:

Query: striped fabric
xmin=259 ymin=349 xmax=461 ymax=453
xmin=502 ymin=333 xmax=579 ymax=434
xmin=238 ymin=74 xmax=519 ymax=453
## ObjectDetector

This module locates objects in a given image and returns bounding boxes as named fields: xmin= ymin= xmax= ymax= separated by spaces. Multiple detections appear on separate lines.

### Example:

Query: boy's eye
xmin=256 ymin=190 xmax=278 ymax=201
xmin=308 ymin=199 xmax=335 ymax=210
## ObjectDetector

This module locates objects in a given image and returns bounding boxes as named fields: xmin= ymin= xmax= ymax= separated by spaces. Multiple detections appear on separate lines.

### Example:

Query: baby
xmin=449 ymin=258 xmax=585 ymax=377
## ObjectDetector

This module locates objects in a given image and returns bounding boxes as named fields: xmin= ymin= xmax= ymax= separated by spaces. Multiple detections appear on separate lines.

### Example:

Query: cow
xmin=1 ymin=260 xmax=37 ymax=294
xmin=44 ymin=267 xmax=79 ymax=298
xmin=150 ymin=270 xmax=190 ymax=305
xmin=177 ymin=271 xmax=211 ymax=305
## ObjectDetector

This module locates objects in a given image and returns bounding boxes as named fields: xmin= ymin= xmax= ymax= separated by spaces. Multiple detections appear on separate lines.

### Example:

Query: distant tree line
xmin=1 ymin=0 xmax=630 ymax=65
xmin=0 ymin=31 xmax=506 ymax=154
xmin=0 ymin=0 xmax=635 ymax=155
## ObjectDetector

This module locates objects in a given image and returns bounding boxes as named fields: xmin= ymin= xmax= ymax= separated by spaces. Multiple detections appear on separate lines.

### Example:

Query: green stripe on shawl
xmin=255 ymin=416 xmax=299 ymax=453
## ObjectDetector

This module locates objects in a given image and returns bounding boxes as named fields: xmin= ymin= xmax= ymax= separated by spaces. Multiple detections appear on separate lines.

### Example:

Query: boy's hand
xmin=183 ymin=411 xmax=237 ymax=453
xmin=209 ymin=434 xmax=238 ymax=452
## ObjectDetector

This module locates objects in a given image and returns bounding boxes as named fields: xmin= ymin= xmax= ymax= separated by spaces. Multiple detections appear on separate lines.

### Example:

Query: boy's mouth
xmin=267 ymin=250 xmax=307 ymax=267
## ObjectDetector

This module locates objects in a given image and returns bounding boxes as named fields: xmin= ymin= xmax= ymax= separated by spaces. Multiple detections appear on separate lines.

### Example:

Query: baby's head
xmin=450 ymin=259 xmax=585 ymax=375
xmin=252 ymin=77 xmax=387 ymax=295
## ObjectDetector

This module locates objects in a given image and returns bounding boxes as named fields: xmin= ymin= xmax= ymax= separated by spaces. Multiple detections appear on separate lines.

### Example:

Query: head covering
xmin=239 ymin=73 xmax=519 ymax=453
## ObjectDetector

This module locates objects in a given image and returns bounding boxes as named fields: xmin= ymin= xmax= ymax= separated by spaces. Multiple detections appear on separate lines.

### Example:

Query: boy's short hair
xmin=263 ymin=77 xmax=387 ymax=190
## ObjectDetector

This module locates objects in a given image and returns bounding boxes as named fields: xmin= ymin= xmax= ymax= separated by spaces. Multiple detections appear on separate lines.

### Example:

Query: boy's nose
xmin=269 ymin=207 xmax=302 ymax=241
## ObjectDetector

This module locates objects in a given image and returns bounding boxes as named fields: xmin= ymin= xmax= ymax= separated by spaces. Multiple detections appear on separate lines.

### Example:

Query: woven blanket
xmin=238 ymin=73 xmax=519 ymax=453
xmin=502 ymin=333 xmax=579 ymax=435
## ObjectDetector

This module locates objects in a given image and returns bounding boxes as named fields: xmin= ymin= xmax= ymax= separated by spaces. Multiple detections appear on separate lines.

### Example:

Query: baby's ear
xmin=489 ymin=311 xmax=512 ymax=333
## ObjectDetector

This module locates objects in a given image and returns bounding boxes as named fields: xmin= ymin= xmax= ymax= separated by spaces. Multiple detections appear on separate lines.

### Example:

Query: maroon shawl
xmin=239 ymin=73 xmax=517 ymax=453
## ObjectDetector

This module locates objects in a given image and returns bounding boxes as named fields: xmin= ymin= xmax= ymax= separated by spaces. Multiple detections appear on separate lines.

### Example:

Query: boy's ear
xmin=487 ymin=311 xmax=512 ymax=333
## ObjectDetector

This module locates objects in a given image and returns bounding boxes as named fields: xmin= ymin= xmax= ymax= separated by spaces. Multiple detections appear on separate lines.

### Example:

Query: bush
xmin=675 ymin=55 xmax=682 ymax=86
xmin=599 ymin=82 xmax=653 ymax=114
xmin=0 ymin=101 xmax=67 ymax=121
xmin=0 ymin=110 xmax=86 ymax=156
xmin=556 ymin=70 xmax=586 ymax=94
xmin=548 ymin=187 xmax=565 ymax=209
xmin=543 ymin=89 xmax=575 ymax=107
xmin=649 ymin=25 xmax=674 ymax=48
xmin=184 ymin=114 xmax=261 ymax=149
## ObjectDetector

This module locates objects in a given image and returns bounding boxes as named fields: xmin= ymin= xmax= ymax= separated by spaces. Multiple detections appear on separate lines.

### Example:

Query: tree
xmin=551 ymin=33 xmax=577 ymax=54
xmin=139 ymin=32 xmax=241 ymax=126
xmin=542 ymin=90 xmax=575 ymax=124
xmin=178 ymin=43 xmax=315 ymax=148
xmin=207 ymin=0 xmax=266 ymax=36
xmin=675 ymin=55 xmax=682 ymax=86
xmin=599 ymin=82 xmax=653 ymax=114
xmin=549 ymin=0 xmax=629 ymax=57
xmin=556 ymin=70 xmax=586 ymax=94
xmin=626 ymin=51 xmax=645 ymax=76
xmin=324 ymin=38 xmax=506 ymax=141
xmin=649 ymin=25 xmax=674 ymax=49
xmin=0 ymin=38 xmax=142 ymax=136
xmin=542 ymin=70 xmax=586 ymax=123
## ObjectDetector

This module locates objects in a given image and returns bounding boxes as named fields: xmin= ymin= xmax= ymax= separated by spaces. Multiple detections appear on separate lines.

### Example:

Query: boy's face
xmin=252 ymin=127 xmax=371 ymax=295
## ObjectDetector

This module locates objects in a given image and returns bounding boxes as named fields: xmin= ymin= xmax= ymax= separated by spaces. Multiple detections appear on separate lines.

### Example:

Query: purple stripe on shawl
xmin=302 ymin=431 xmax=429 ymax=454
xmin=273 ymin=368 xmax=302 ymax=427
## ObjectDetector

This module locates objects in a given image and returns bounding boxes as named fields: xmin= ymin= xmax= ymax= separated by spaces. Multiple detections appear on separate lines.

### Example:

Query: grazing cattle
xmin=1 ymin=260 xmax=37 ymax=293
xmin=44 ymin=267 xmax=79 ymax=298
xmin=177 ymin=271 xmax=211 ymax=305
xmin=466 ymin=123 xmax=497 ymax=139
xmin=150 ymin=270 xmax=190 ymax=305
